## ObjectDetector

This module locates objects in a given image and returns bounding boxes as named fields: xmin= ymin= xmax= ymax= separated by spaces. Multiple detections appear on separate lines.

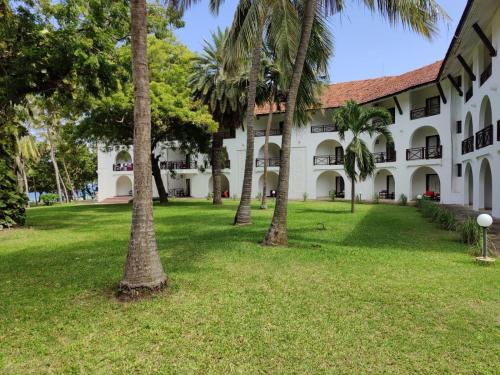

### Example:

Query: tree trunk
xmin=211 ymin=131 xmax=223 ymax=205
xmin=234 ymin=19 xmax=265 ymax=225
xmin=21 ymin=161 xmax=30 ymax=206
xmin=120 ymin=0 xmax=166 ymax=293
xmin=59 ymin=171 xmax=69 ymax=203
xmin=263 ymin=0 xmax=317 ymax=245
xmin=260 ymin=96 xmax=275 ymax=210
xmin=152 ymin=153 xmax=168 ymax=204
xmin=351 ymin=177 xmax=355 ymax=213
xmin=47 ymin=130 xmax=64 ymax=204
xmin=62 ymin=157 xmax=77 ymax=200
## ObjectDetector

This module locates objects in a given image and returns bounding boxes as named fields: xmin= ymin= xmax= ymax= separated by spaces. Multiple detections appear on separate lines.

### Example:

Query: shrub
xmin=329 ymin=190 xmax=336 ymax=201
xmin=436 ymin=207 xmax=457 ymax=231
xmin=40 ymin=193 xmax=59 ymax=206
xmin=303 ymin=192 xmax=308 ymax=202
xmin=459 ymin=217 xmax=481 ymax=247
xmin=206 ymin=192 xmax=213 ymax=200
xmin=399 ymin=194 xmax=408 ymax=206
xmin=355 ymin=194 xmax=362 ymax=204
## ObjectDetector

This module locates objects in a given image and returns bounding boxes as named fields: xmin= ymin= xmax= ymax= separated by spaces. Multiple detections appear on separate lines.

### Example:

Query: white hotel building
xmin=97 ymin=0 xmax=500 ymax=218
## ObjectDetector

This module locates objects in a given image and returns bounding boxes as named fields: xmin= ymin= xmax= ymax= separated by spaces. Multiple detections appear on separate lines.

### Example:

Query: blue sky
xmin=174 ymin=0 xmax=467 ymax=83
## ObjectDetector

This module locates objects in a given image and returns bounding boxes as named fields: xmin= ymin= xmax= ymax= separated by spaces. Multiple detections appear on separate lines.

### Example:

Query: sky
xmin=174 ymin=0 xmax=468 ymax=83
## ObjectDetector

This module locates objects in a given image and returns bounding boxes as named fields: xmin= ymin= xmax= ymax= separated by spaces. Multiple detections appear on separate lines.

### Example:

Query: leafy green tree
xmin=333 ymin=100 xmax=393 ymax=213
xmin=264 ymin=0 xmax=446 ymax=246
xmin=80 ymin=35 xmax=216 ymax=204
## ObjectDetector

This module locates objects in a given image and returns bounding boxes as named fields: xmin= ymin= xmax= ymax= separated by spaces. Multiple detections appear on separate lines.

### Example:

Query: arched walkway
xmin=373 ymin=169 xmax=395 ymax=200
xmin=115 ymin=150 xmax=132 ymax=164
xmin=316 ymin=170 xmax=345 ymax=198
xmin=258 ymin=171 xmax=279 ymax=197
xmin=479 ymin=96 xmax=492 ymax=130
xmin=208 ymin=174 xmax=230 ymax=198
xmin=373 ymin=134 xmax=395 ymax=163
xmin=408 ymin=126 xmax=441 ymax=160
xmin=410 ymin=166 xmax=440 ymax=200
xmin=314 ymin=140 xmax=344 ymax=165
xmin=479 ymin=159 xmax=492 ymax=210
xmin=257 ymin=143 xmax=281 ymax=167
xmin=116 ymin=176 xmax=132 ymax=196
xmin=464 ymin=163 xmax=473 ymax=206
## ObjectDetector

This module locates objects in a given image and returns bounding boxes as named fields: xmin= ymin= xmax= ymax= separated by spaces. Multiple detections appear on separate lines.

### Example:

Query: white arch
xmin=372 ymin=133 xmax=394 ymax=152
xmin=316 ymin=170 xmax=345 ymax=198
xmin=479 ymin=96 xmax=492 ymax=130
xmin=409 ymin=126 xmax=440 ymax=148
xmin=479 ymin=158 xmax=492 ymax=210
xmin=257 ymin=143 xmax=280 ymax=159
xmin=208 ymin=174 xmax=230 ymax=197
xmin=258 ymin=172 xmax=279 ymax=197
xmin=373 ymin=169 xmax=395 ymax=200
xmin=464 ymin=112 xmax=473 ymax=138
xmin=115 ymin=150 xmax=132 ymax=164
xmin=116 ymin=175 xmax=132 ymax=196
xmin=464 ymin=163 xmax=473 ymax=206
xmin=315 ymin=139 xmax=342 ymax=155
xmin=410 ymin=166 xmax=440 ymax=200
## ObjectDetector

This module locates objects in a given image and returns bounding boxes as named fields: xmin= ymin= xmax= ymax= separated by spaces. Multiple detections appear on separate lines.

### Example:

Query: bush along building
xmin=97 ymin=0 xmax=500 ymax=218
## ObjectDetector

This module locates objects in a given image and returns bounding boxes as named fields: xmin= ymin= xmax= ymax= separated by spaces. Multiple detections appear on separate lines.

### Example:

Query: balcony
xmin=461 ymin=136 xmax=474 ymax=154
xmin=113 ymin=163 xmax=133 ymax=171
xmin=254 ymin=129 xmax=282 ymax=137
xmin=480 ymin=63 xmax=492 ymax=86
xmin=256 ymin=158 xmax=280 ymax=167
xmin=311 ymin=124 xmax=338 ymax=133
xmin=160 ymin=160 xmax=198 ymax=170
xmin=406 ymin=146 xmax=442 ymax=161
xmin=465 ymin=87 xmax=473 ymax=103
xmin=313 ymin=154 xmax=344 ymax=166
xmin=373 ymin=151 xmax=396 ymax=163
xmin=410 ymin=103 xmax=440 ymax=120
xmin=475 ymin=125 xmax=493 ymax=150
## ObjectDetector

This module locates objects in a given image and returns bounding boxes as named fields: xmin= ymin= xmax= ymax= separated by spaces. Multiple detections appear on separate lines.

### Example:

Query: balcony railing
xmin=313 ymin=154 xmax=344 ymax=166
xmin=254 ymin=128 xmax=282 ymax=137
xmin=410 ymin=104 xmax=440 ymax=120
xmin=461 ymin=136 xmax=474 ymax=154
xmin=160 ymin=160 xmax=198 ymax=170
xmin=378 ymin=191 xmax=395 ymax=200
xmin=465 ymin=87 xmax=473 ymax=103
xmin=256 ymin=158 xmax=281 ymax=167
xmin=480 ymin=63 xmax=492 ymax=86
xmin=113 ymin=163 xmax=133 ymax=171
xmin=311 ymin=124 xmax=338 ymax=133
xmin=475 ymin=125 xmax=493 ymax=150
xmin=373 ymin=151 xmax=396 ymax=163
xmin=406 ymin=145 xmax=442 ymax=160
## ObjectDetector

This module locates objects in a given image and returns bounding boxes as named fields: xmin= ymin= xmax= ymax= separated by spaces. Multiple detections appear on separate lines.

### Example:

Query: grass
xmin=0 ymin=200 xmax=499 ymax=374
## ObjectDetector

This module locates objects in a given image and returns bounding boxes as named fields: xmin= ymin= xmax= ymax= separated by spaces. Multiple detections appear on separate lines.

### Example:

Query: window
xmin=457 ymin=164 xmax=462 ymax=177
xmin=456 ymin=121 xmax=462 ymax=134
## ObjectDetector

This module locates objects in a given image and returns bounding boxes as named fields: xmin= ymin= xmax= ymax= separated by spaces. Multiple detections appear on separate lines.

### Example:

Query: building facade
xmin=97 ymin=0 xmax=500 ymax=217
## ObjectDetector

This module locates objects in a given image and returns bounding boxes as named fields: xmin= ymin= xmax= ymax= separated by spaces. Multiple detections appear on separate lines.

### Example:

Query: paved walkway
xmin=442 ymin=204 xmax=499 ymax=256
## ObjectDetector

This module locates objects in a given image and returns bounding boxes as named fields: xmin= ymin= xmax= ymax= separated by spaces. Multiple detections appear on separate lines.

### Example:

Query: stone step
xmin=100 ymin=196 xmax=132 ymax=205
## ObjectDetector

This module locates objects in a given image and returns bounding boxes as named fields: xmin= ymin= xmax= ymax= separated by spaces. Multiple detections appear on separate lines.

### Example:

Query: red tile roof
xmin=256 ymin=60 xmax=442 ymax=115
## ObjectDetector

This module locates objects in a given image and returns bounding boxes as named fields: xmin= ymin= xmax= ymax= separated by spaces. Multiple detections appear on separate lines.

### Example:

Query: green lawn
xmin=0 ymin=200 xmax=498 ymax=374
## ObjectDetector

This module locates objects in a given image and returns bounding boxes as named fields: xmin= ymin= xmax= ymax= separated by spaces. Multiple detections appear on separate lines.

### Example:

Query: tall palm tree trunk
xmin=260 ymin=96 xmax=274 ymax=209
xmin=263 ymin=0 xmax=317 ymax=245
xmin=212 ymin=131 xmax=223 ymax=205
xmin=59 ymin=172 xmax=69 ymax=203
xmin=46 ymin=130 xmax=64 ymax=204
xmin=234 ymin=19 xmax=265 ymax=225
xmin=351 ymin=177 xmax=355 ymax=213
xmin=120 ymin=0 xmax=166 ymax=293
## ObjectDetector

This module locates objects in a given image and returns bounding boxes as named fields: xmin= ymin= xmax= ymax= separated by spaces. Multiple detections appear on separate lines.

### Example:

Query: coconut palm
xmin=120 ymin=0 xmax=167 ymax=293
xmin=190 ymin=28 xmax=248 ymax=205
xmin=333 ymin=100 xmax=393 ymax=213
xmin=263 ymin=0 xmax=446 ymax=246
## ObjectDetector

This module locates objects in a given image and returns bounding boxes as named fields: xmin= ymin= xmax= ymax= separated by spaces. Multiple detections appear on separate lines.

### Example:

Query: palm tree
xmin=190 ymin=28 xmax=248 ymax=205
xmin=333 ymin=100 xmax=393 ymax=213
xmin=264 ymin=0 xmax=445 ymax=246
xmin=120 ymin=0 xmax=167 ymax=293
